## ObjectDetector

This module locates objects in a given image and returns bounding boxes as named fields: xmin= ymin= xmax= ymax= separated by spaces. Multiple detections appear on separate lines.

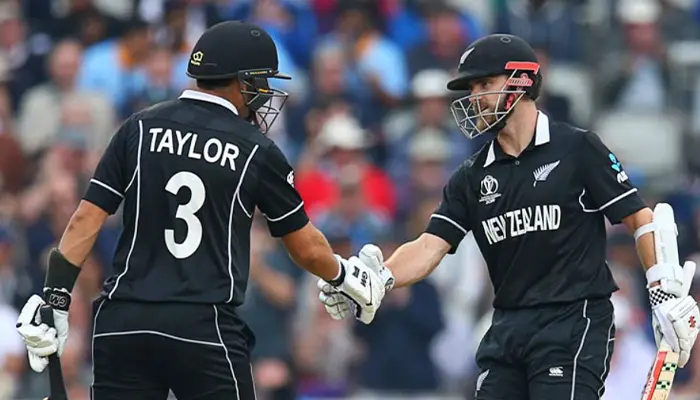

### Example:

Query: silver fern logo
xmin=533 ymin=160 xmax=561 ymax=187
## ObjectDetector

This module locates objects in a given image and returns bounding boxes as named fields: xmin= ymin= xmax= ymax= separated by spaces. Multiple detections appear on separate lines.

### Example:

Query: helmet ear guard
xmin=503 ymin=61 xmax=541 ymax=100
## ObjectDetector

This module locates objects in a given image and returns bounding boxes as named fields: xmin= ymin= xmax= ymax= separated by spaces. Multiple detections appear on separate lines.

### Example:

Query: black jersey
xmin=83 ymin=90 xmax=309 ymax=305
xmin=426 ymin=111 xmax=646 ymax=308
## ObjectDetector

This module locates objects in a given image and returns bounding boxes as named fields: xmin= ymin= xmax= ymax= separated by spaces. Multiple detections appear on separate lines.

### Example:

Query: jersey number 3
xmin=165 ymin=171 xmax=206 ymax=259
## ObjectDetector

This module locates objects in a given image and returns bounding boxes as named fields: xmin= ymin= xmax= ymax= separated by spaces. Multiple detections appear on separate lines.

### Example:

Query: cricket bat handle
xmin=40 ymin=306 xmax=68 ymax=400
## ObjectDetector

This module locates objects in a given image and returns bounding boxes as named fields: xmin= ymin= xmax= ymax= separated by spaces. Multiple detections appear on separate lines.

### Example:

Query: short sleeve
xmin=256 ymin=143 xmax=310 ymax=237
xmin=578 ymin=131 xmax=646 ymax=224
xmin=425 ymin=167 xmax=472 ymax=254
xmin=83 ymin=118 xmax=134 ymax=214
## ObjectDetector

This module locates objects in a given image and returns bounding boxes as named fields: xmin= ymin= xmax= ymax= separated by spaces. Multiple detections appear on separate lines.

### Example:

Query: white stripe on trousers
xmin=570 ymin=300 xmax=591 ymax=400
xmin=213 ymin=305 xmax=241 ymax=399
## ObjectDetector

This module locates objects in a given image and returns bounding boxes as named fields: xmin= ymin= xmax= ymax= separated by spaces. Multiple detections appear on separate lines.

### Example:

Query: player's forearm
xmin=58 ymin=201 xmax=109 ymax=266
xmin=281 ymin=223 xmax=341 ymax=282
xmin=623 ymin=207 xmax=658 ymax=274
xmin=385 ymin=233 xmax=450 ymax=288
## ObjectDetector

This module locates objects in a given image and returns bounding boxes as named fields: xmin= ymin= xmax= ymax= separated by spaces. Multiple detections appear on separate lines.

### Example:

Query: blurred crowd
xmin=3 ymin=0 xmax=700 ymax=399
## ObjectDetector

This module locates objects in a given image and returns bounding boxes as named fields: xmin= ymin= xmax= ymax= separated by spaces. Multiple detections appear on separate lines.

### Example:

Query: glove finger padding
xmin=654 ymin=296 xmax=700 ymax=367
xmin=681 ymin=261 xmax=696 ymax=297
xmin=359 ymin=245 xmax=384 ymax=272
xmin=358 ymin=244 xmax=395 ymax=292
xmin=27 ymin=352 xmax=49 ymax=373
xmin=318 ymin=279 xmax=352 ymax=320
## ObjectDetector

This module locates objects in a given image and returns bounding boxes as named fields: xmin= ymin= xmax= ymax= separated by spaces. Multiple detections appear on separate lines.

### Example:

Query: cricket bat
xmin=640 ymin=203 xmax=682 ymax=400
xmin=40 ymin=306 xmax=68 ymax=400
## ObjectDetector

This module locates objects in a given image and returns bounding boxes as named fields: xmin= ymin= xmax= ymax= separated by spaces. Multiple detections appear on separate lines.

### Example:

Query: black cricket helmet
xmin=187 ymin=21 xmax=290 ymax=133
xmin=447 ymin=34 xmax=542 ymax=139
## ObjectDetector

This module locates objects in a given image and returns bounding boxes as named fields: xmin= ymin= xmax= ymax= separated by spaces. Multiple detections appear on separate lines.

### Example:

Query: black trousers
xmin=90 ymin=297 xmax=257 ymax=400
xmin=474 ymin=297 xmax=616 ymax=400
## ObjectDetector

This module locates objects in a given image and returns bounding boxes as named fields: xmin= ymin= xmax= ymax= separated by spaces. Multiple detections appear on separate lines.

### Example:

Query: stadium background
xmin=1 ymin=0 xmax=700 ymax=398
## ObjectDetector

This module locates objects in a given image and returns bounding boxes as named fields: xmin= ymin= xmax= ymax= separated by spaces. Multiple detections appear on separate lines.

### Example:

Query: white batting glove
xmin=318 ymin=279 xmax=353 ymax=320
xmin=318 ymin=245 xmax=395 ymax=323
xmin=320 ymin=255 xmax=386 ymax=324
xmin=649 ymin=261 xmax=700 ymax=367
xmin=358 ymin=244 xmax=395 ymax=292
xmin=15 ymin=295 xmax=69 ymax=373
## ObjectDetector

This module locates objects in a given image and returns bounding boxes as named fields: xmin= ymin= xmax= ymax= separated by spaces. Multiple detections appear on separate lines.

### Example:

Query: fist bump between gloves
xmin=319 ymin=244 xmax=395 ymax=324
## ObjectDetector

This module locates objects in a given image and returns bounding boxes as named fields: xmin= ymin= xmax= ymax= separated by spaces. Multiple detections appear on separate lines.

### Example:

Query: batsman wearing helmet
xmin=318 ymin=34 xmax=700 ymax=399
xmin=15 ymin=21 xmax=387 ymax=400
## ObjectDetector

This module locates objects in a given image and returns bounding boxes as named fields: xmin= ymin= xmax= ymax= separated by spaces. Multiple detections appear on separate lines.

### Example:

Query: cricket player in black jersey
xmin=14 ymin=21 xmax=389 ymax=400
xmin=319 ymin=34 xmax=700 ymax=399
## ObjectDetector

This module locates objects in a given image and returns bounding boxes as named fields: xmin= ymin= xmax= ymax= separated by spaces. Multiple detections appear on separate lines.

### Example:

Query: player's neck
xmin=496 ymin=102 xmax=538 ymax=158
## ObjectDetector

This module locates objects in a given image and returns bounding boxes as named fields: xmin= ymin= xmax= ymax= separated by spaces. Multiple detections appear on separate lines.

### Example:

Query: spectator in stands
xmin=319 ymin=0 xmax=408 ymax=127
xmin=494 ymin=0 xmax=582 ymax=62
xmin=238 ymin=217 xmax=305 ymax=400
xmin=17 ymin=39 xmax=115 ymax=155
xmin=296 ymin=113 xmax=396 ymax=219
xmin=392 ymin=129 xmax=452 ymax=222
xmin=532 ymin=46 xmax=573 ymax=124
xmin=77 ymin=18 xmax=153 ymax=116
xmin=47 ymin=0 xmax=120 ymax=45
xmin=0 ymin=279 xmax=24 ymax=399
xmin=601 ymin=269 xmax=657 ymax=399
xmin=294 ymin=271 xmax=356 ymax=398
xmin=0 ymin=2 xmax=50 ymax=112
xmin=315 ymin=166 xmax=393 ymax=254
xmin=385 ymin=68 xmax=472 ymax=194
xmin=352 ymin=274 xmax=444 ymax=398
xmin=289 ymin=41 xmax=361 ymax=148
xmin=600 ymin=0 xmax=671 ymax=111
xmin=126 ymin=45 xmax=181 ymax=115
xmin=405 ymin=2 xmax=474 ymax=77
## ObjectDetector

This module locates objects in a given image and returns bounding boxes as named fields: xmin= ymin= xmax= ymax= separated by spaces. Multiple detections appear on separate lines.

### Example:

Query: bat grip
xmin=39 ymin=306 xmax=68 ymax=400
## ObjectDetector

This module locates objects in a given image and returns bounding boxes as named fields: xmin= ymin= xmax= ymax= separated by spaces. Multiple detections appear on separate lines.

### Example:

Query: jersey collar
xmin=483 ymin=110 xmax=550 ymax=167
xmin=179 ymin=90 xmax=239 ymax=115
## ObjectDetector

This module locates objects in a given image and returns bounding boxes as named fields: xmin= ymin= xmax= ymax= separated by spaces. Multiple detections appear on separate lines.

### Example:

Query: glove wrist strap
xmin=43 ymin=248 xmax=80 ymax=312
xmin=649 ymin=285 xmax=677 ymax=308
xmin=328 ymin=258 xmax=346 ymax=288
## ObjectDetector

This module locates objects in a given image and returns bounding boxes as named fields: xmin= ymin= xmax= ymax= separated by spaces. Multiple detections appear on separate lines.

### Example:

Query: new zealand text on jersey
xmin=149 ymin=127 xmax=240 ymax=171
xmin=482 ymin=204 xmax=561 ymax=245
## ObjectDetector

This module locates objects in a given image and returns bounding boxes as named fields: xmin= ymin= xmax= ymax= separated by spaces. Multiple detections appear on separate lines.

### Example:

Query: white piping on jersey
xmin=227 ymin=145 xmax=259 ymax=303
xmin=179 ymin=90 xmax=239 ymax=115
xmin=125 ymin=166 xmax=139 ymax=193
xmin=109 ymin=120 xmax=144 ymax=299
xmin=93 ymin=330 xmax=225 ymax=347
xmin=430 ymin=213 xmax=467 ymax=235
xmin=265 ymin=201 xmax=304 ymax=222
xmin=214 ymin=305 xmax=241 ymax=399
xmin=577 ymin=187 xmax=638 ymax=213
xmin=484 ymin=111 xmax=550 ymax=167
xmin=90 ymin=179 xmax=124 ymax=198
xmin=571 ymin=300 xmax=591 ymax=400
xmin=234 ymin=145 xmax=259 ymax=219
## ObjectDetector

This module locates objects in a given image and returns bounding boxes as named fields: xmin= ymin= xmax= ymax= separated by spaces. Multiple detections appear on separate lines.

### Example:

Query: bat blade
xmin=641 ymin=344 xmax=680 ymax=400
